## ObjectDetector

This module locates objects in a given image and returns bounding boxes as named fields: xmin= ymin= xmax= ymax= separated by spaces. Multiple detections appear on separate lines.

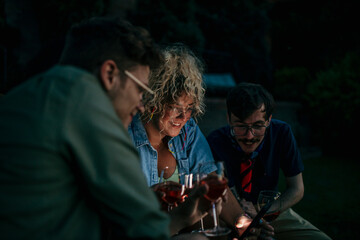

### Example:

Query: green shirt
xmin=0 ymin=65 xmax=170 ymax=239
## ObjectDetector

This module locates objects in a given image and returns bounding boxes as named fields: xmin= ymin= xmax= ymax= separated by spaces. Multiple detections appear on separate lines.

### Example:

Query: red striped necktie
xmin=240 ymin=158 xmax=254 ymax=193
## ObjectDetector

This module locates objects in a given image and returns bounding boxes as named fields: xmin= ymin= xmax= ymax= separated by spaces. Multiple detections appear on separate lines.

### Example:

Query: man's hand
xmin=239 ymin=199 xmax=257 ymax=218
xmin=235 ymin=214 xmax=275 ymax=240
xmin=168 ymin=184 xmax=211 ymax=235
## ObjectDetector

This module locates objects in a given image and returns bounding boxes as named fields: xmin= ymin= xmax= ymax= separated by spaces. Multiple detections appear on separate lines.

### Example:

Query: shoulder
xmin=128 ymin=114 xmax=149 ymax=146
xmin=207 ymin=126 xmax=230 ymax=143
xmin=269 ymin=119 xmax=293 ymax=134
xmin=270 ymin=119 xmax=291 ymax=127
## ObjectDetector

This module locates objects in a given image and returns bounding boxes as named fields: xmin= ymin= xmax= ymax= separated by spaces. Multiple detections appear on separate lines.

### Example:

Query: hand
xmin=234 ymin=214 xmax=275 ymax=240
xmin=150 ymin=183 xmax=168 ymax=211
xmin=170 ymin=184 xmax=211 ymax=227
xmin=258 ymin=220 xmax=275 ymax=240
xmin=239 ymin=199 xmax=257 ymax=218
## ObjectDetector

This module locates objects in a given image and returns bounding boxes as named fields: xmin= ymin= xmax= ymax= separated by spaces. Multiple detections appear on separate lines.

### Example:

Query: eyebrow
xmin=124 ymin=70 xmax=154 ymax=95
xmin=171 ymin=102 xmax=195 ymax=107
xmin=234 ymin=121 xmax=266 ymax=125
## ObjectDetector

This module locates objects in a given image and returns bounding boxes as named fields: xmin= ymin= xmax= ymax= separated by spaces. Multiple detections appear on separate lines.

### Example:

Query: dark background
xmin=1 ymin=1 xmax=359 ymax=238
xmin=1 ymin=0 xmax=359 ymax=157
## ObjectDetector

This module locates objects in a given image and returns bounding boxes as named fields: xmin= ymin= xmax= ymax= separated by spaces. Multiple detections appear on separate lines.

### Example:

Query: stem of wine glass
xmin=200 ymin=217 xmax=204 ymax=231
xmin=211 ymin=203 xmax=219 ymax=228
xmin=196 ymin=172 xmax=205 ymax=231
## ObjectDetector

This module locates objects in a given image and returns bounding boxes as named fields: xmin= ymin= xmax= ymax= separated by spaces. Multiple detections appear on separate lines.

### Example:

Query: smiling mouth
xmin=238 ymin=139 xmax=259 ymax=145
xmin=170 ymin=120 xmax=182 ymax=127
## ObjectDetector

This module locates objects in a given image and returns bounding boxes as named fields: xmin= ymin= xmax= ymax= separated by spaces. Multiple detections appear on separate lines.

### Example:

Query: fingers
xmin=233 ymin=230 xmax=259 ymax=240
xmin=239 ymin=199 xmax=257 ymax=218
xmin=259 ymin=220 xmax=275 ymax=239
xmin=188 ymin=184 xmax=208 ymax=199
xmin=222 ymin=188 xmax=229 ymax=202
xmin=259 ymin=233 xmax=275 ymax=240
xmin=186 ymin=184 xmax=211 ymax=216
xmin=259 ymin=219 xmax=274 ymax=232
xmin=242 ymin=228 xmax=261 ymax=240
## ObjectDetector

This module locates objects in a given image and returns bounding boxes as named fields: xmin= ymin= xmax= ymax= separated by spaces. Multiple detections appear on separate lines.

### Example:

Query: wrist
xmin=168 ymin=207 xmax=188 ymax=235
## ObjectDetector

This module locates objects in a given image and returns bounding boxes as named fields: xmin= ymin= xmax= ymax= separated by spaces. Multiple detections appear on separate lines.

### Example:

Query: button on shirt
xmin=128 ymin=115 xmax=217 ymax=187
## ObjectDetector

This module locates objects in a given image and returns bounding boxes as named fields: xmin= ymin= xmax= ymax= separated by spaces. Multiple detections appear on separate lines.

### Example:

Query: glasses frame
xmin=167 ymin=105 xmax=195 ymax=119
xmin=124 ymin=70 xmax=154 ymax=95
xmin=230 ymin=123 xmax=269 ymax=137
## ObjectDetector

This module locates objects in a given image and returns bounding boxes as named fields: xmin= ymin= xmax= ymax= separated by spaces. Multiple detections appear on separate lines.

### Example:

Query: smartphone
xmin=237 ymin=201 xmax=272 ymax=240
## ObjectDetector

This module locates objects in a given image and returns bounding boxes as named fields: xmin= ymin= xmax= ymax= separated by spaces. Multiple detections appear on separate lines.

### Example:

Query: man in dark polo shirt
xmin=207 ymin=82 xmax=331 ymax=240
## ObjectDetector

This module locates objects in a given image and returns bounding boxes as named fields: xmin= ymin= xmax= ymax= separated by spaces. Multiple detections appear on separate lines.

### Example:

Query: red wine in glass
xmin=257 ymin=190 xmax=281 ymax=223
xmin=263 ymin=211 xmax=280 ymax=222
xmin=157 ymin=181 xmax=184 ymax=211
xmin=200 ymin=162 xmax=231 ymax=237
xmin=201 ymin=175 xmax=228 ymax=201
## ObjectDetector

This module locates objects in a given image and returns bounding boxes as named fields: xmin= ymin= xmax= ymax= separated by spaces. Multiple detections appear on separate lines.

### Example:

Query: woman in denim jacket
xmin=128 ymin=43 xmax=274 ymax=239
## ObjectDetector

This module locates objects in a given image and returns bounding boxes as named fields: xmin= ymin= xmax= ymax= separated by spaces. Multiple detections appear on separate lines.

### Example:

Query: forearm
xmin=277 ymin=173 xmax=304 ymax=212
xmin=219 ymin=187 xmax=245 ymax=227
xmin=278 ymin=187 xmax=303 ymax=212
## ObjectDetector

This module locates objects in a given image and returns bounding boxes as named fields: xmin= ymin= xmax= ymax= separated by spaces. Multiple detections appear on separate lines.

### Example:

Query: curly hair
xmin=141 ymin=43 xmax=206 ymax=122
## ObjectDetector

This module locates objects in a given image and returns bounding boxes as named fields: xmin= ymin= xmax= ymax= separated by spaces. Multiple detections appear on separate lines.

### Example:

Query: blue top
xmin=207 ymin=119 xmax=304 ymax=203
xmin=128 ymin=115 xmax=217 ymax=187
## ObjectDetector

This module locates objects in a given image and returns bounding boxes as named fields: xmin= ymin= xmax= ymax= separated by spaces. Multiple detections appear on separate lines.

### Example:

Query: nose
xmin=137 ymin=101 xmax=145 ymax=114
xmin=176 ymin=110 xmax=187 ymax=121
xmin=244 ymin=127 xmax=255 ymax=138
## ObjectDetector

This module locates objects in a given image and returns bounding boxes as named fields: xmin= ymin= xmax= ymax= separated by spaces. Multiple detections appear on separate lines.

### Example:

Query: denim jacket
xmin=128 ymin=114 xmax=217 ymax=186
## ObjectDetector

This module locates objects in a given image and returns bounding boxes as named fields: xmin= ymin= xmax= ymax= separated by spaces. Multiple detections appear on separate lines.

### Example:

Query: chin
xmin=121 ymin=116 xmax=132 ymax=129
xmin=239 ymin=143 xmax=257 ymax=154
xmin=165 ymin=128 xmax=182 ymax=138
xmin=168 ymin=131 xmax=181 ymax=138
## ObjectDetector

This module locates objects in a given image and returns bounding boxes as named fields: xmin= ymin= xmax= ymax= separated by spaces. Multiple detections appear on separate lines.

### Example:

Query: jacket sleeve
xmin=62 ymin=85 xmax=170 ymax=240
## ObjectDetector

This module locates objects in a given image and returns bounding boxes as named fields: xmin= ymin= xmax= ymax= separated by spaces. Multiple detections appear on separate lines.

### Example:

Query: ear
xmin=227 ymin=112 xmax=232 ymax=124
xmin=268 ymin=114 xmax=272 ymax=122
xmin=100 ymin=60 xmax=119 ymax=91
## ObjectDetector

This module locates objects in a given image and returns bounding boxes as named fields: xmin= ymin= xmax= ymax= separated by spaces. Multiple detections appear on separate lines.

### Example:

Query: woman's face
xmin=157 ymin=92 xmax=195 ymax=138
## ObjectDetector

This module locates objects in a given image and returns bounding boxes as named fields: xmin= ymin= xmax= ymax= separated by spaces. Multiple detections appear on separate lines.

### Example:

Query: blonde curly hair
xmin=141 ymin=43 xmax=205 ymax=122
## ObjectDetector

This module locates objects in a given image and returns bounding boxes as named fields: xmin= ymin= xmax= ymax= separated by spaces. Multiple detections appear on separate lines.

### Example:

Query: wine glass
xmin=190 ymin=172 xmax=208 ymax=234
xmin=157 ymin=166 xmax=185 ymax=212
xmin=201 ymin=162 xmax=231 ymax=237
xmin=257 ymin=190 xmax=281 ymax=222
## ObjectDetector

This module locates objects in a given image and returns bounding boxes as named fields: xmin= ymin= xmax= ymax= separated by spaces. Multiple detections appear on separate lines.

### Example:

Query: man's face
xmin=229 ymin=104 xmax=271 ymax=154
xmin=110 ymin=65 xmax=150 ymax=128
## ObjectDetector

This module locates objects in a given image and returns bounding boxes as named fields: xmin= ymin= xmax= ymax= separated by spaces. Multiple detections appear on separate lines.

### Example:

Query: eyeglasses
xmin=167 ymin=105 xmax=195 ymax=118
xmin=230 ymin=123 xmax=268 ymax=137
xmin=124 ymin=70 xmax=154 ymax=95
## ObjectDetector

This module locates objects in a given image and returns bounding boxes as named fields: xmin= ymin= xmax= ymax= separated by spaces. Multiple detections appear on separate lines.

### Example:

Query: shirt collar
xmin=131 ymin=114 xmax=151 ymax=147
